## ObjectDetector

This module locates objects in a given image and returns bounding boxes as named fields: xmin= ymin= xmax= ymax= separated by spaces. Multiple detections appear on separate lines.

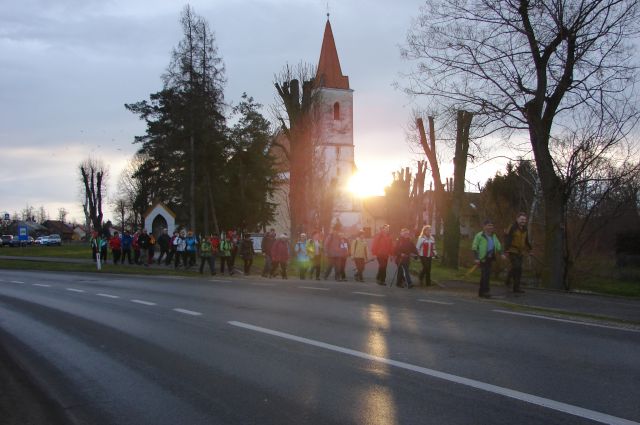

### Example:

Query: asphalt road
xmin=0 ymin=270 xmax=639 ymax=425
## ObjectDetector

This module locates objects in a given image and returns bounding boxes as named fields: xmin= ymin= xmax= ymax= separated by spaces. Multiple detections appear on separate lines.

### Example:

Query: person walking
xmin=416 ymin=225 xmax=437 ymax=286
xmin=394 ymin=228 xmax=418 ymax=288
xmin=372 ymin=224 xmax=394 ymax=285
xmin=239 ymin=233 xmax=255 ymax=275
xmin=323 ymin=228 xmax=342 ymax=281
xmin=307 ymin=231 xmax=323 ymax=280
xmin=219 ymin=233 xmax=234 ymax=276
xmin=132 ymin=230 xmax=141 ymax=265
xmin=121 ymin=230 xmax=133 ymax=264
xmin=157 ymin=228 xmax=171 ymax=265
xmin=228 ymin=230 xmax=239 ymax=271
xmin=173 ymin=230 xmax=186 ymax=269
xmin=147 ymin=233 xmax=156 ymax=265
xmin=109 ymin=231 xmax=122 ymax=265
xmin=472 ymin=220 xmax=505 ymax=298
xmin=504 ymin=212 xmax=532 ymax=293
xmin=295 ymin=233 xmax=310 ymax=279
xmin=184 ymin=230 xmax=197 ymax=269
xmin=351 ymin=230 xmax=369 ymax=282
xmin=199 ymin=236 xmax=214 ymax=275
xmin=166 ymin=231 xmax=178 ymax=266
xmin=338 ymin=233 xmax=350 ymax=281
xmin=209 ymin=233 xmax=220 ymax=275
xmin=270 ymin=234 xmax=290 ymax=279
xmin=261 ymin=229 xmax=276 ymax=277
xmin=137 ymin=229 xmax=151 ymax=267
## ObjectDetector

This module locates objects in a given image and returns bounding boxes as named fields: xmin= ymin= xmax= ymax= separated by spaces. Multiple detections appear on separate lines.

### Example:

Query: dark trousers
xmin=166 ymin=248 xmax=176 ymax=265
xmin=506 ymin=254 xmax=524 ymax=291
xmin=174 ymin=251 xmax=185 ymax=268
xmin=479 ymin=257 xmax=494 ymax=296
xmin=157 ymin=247 xmax=170 ymax=264
xmin=134 ymin=249 xmax=141 ymax=264
xmin=376 ymin=256 xmax=389 ymax=283
xmin=199 ymin=256 xmax=214 ymax=274
xmin=186 ymin=251 xmax=196 ymax=267
xmin=270 ymin=261 xmax=287 ymax=279
xmin=310 ymin=255 xmax=322 ymax=279
xmin=419 ymin=256 xmax=432 ymax=286
xmin=397 ymin=261 xmax=412 ymax=287
xmin=112 ymin=249 xmax=121 ymax=265
xmin=354 ymin=258 xmax=365 ymax=281
xmin=262 ymin=255 xmax=272 ymax=277
xmin=220 ymin=256 xmax=233 ymax=274
xmin=121 ymin=248 xmax=132 ymax=264
xmin=324 ymin=257 xmax=340 ymax=280
xmin=243 ymin=258 xmax=253 ymax=275
xmin=339 ymin=257 xmax=347 ymax=280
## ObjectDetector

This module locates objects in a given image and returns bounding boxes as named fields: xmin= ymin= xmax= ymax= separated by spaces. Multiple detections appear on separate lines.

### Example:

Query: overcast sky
xmin=0 ymin=0 xmax=505 ymax=224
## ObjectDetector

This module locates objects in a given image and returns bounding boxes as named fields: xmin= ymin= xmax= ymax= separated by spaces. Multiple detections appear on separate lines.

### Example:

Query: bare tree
xmin=402 ymin=0 xmax=640 ymax=289
xmin=79 ymin=157 xmax=109 ymax=233
xmin=57 ymin=207 xmax=68 ymax=223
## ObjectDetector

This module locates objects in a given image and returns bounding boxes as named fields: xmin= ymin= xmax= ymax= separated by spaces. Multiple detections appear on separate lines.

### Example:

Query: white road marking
xmin=210 ymin=279 xmax=233 ymax=283
xmin=33 ymin=283 xmax=51 ymax=287
xmin=250 ymin=282 xmax=276 ymax=287
xmin=96 ymin=293 xmax=120 ymax=299
xmin=66 ymin=288 xmax=85 ymax=293
xmin=229 ymin=321 xmax=639 ymax=425
xmin=493 ymin=309 xmax=640 ymax=333
xmin=131 ymin=299 xmax=157 ymax=306
xmin=299 ymin=286 xmax=330 ymax=291
xmin=352 ymin=291 xmax=385 ymax=298
xmin=173 ymin=308 xmax=202 ymax=316
xmin=418 ymin=299 xmax=453 ymax=305
xmin=11 ymin=280 xmax=25 ymax=284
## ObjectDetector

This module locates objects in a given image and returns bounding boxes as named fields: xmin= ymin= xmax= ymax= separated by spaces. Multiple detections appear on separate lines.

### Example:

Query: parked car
xmin=1 ymin=235 xmax=13 ymax=247
xmin=9 ymin=236 xmax=34 ymax=247
xmin=35 ymin=236 xmax=48 ymax=245
xmin=45 ymin=234 xmax=62 ymax=246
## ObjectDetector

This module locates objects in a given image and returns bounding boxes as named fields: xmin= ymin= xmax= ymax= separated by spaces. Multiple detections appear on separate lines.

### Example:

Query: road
xmin=0 ymin=269 xmax=639 ymax=425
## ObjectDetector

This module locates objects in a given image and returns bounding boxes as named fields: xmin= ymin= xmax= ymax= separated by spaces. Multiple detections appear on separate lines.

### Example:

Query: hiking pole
xmin=465 ymin=263 xmax=478 ymax=278
xmin=388 ymin=261 xmax=399 ymax=288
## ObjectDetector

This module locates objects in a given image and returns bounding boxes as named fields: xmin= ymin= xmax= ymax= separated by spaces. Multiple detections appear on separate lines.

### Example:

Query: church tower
xmin=313 ymin=17 xmax=361 ymax=230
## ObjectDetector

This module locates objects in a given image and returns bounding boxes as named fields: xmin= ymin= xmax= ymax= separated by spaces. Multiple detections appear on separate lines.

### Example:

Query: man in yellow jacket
xmin=350 ymin=230 xmax=369 ymax=282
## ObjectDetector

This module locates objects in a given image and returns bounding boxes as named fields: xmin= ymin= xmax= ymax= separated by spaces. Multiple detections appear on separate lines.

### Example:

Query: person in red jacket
xmin=109 ymin=231 xmax=122 ymax=265
xmin=371 ymin=224 xmax=393 ymax=285
xmin=269 ymin=234 xmax=290 ymax=279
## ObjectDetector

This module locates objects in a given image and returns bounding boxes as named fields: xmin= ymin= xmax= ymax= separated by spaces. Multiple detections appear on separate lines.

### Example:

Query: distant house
xmin=7 ymin=220 xmax=48 ymax=237
xmin=72 ymin=225 xmax=88 ymax=241
xmin=43 ymin=220 xmax=74 ymax=241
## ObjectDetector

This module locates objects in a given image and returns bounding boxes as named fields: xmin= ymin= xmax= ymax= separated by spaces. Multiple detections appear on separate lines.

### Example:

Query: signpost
xmin=18 ymin=225 xmax=28 ymax=242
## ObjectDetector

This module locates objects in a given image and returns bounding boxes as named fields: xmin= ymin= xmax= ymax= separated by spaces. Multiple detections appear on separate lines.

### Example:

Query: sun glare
xmin=347 ymin=169 xmax=391 ymax=198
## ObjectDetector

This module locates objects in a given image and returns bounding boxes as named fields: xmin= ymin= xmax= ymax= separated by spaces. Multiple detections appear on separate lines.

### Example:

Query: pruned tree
xmin=402 ymin=0 xmax=640 ymax=288
xmin=272 ymin=63 xmax=319 ymax=237
xmin=79 ymin=157 xmax=108 ymax=233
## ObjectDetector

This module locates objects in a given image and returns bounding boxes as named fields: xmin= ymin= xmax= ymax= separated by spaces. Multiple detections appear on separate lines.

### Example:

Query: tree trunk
xmin=416 ymin=117 xmax=445 ymax=236
xmin=189 ymin=132 xmax=196 ymax=232
xmin=442 ymin=110 xmax=472 ymax=268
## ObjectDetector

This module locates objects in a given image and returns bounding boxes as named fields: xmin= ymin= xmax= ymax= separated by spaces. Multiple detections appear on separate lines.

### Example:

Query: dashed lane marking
xmin=493 ymin=309 xmax=640 ymax=333
xmin=10 ymin=280 xmax=25 ymax=284
xmin=131 ymin=299 xmax=157 ymax=306
xmin=173 ymin=308 xmax=202 ymax=316
xmin=96 ymin=293 xmax=120 ymax=299
xmin=210 ymin=279 xmax=233 ymax=283
xmin=66 ymin=288 xmax=85 ymax=293
xmin=299 ymin=286 xmax=330 ymax=291
xmin=33 ymin=283 xmax=51 ymax=287
xmin=352 ymin=291 xmax=385 ymax=298
xmin=418 ymin=299 xmax=454 ymax=305
xmin=229 ymin=321 xmax=640 ymax=425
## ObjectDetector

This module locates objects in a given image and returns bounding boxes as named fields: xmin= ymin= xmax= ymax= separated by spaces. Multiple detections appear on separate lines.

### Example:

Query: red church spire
xmin=315 ymin=18 xmax=350 ymax=90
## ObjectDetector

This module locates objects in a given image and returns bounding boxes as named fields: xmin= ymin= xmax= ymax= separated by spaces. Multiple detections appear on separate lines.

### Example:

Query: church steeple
xmin=315 ymin=18 xmax=350 ymax=90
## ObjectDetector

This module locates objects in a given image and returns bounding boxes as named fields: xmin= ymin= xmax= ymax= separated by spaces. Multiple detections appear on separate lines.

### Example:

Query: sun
xmin=346 ymin=169 xmax=391 ymax=198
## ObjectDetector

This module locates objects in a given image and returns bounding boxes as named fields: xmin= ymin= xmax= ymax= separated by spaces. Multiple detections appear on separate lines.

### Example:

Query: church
xmin=269 ymin=17 xmax=362 ymax=236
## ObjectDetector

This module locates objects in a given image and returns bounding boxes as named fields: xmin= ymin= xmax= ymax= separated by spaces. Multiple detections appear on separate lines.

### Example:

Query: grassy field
xmin=0 ymin=242 xmax=91 ymax=259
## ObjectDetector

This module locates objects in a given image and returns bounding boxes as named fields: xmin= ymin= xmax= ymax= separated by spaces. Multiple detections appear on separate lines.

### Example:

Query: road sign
xmin=18 ymin=225 xmax=28 ymax=241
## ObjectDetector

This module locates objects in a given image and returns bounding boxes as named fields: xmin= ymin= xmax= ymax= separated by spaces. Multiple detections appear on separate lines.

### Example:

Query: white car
xmin=45 ymin=234 xmax=62 ymax=246
xmin=35 ymin=236 xmax=48 ymax=245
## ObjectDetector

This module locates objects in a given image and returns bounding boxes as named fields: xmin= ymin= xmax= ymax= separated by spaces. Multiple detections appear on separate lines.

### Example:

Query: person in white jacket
xmin=416 ymin=225 xmax=438 ymax=286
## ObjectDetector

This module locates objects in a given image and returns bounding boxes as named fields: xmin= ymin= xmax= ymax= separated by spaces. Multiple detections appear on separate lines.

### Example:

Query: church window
xmin=333 ymin=102 xmax=340 ymax=120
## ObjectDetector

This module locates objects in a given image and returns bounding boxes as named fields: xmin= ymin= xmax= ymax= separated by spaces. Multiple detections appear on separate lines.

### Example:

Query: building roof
xmin=143 ymin=201 xmax=177 ymax=219
xmin=315 ymin=19 xmax=350 ymax=90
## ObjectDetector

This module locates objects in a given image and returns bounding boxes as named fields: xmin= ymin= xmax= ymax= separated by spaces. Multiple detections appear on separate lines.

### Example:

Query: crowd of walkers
xmin=90 ymin=211 xmax=531 ymax=297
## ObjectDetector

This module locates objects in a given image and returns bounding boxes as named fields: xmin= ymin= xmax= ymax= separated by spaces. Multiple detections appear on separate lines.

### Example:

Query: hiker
xmin=372 ymin=224 xmax=393 ymax=285
xmin=394 ymin=228 xmax=418 ymax=288
xmin=504 ymin=212 xmax=532 ymax=294
xmin=239 ymin=233 xmax=255 ymax=275
xmin=351 ymin=230 xmax=369 ymax=282
xmin=472 ymin=219 xmax=506 ymax=298
xmin=416 ymin=225 xmax=437 ymax=286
